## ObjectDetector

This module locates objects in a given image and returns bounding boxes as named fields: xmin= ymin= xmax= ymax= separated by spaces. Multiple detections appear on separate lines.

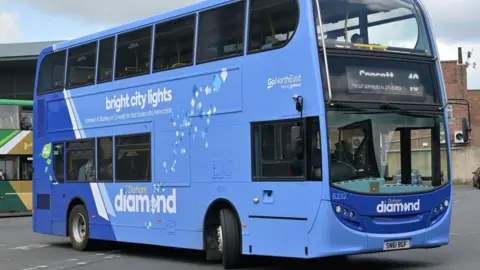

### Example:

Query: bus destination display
xmin=345 ymin=66 xmax=424 ymax=97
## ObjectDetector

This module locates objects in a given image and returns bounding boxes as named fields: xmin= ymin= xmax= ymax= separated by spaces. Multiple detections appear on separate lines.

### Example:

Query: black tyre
xmin=68 ymin=204 xmax=93 ymax=251
xmin=219 ymin=208 xmax=242 ymax=269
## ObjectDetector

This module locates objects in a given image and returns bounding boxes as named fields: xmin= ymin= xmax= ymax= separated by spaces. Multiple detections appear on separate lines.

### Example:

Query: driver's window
xmin=341 ymin=129 xmax=365 ymax=162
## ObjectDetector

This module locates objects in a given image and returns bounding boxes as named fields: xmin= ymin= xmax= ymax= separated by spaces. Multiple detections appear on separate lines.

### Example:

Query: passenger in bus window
xmin=78 ymin=158 xmax=95 ymax=181
xmin=98 ymin=138 xmax=113 ymax=181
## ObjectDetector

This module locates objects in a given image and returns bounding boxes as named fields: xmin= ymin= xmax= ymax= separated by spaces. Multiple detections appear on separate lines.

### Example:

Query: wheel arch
xmin=65 ymin=197 xmax=88 ymax=237
xmin=202 ymin=198 xmax=241 ymax=250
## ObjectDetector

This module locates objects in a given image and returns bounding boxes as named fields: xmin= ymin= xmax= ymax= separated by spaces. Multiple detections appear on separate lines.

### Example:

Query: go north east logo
xmin=114 ymin=186 xmax=177 ymax=214
xmin=267 ymin=74 xmax=302 ymax=90
xmin=376 ymin=199 xmax=420 ymax=213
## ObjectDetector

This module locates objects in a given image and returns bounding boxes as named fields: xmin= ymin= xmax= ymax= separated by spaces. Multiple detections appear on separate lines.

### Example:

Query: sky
xmin=0 ymin=0 xmax=479 ymax=88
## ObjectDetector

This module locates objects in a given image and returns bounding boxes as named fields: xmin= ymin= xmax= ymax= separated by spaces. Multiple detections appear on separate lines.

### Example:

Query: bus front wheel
xmin=218 ymin=208 xmax=242 ymax=269
xmin=68 ymin=204 xmax=93 ymax=251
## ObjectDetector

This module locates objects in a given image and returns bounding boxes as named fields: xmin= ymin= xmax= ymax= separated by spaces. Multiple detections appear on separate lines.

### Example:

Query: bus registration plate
xmin=383 ymin=240 xmax=411 ymax=251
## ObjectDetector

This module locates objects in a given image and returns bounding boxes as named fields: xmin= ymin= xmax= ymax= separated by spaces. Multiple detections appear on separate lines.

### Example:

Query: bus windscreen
xmin=315 ymin=0 xmax=432 ymax=56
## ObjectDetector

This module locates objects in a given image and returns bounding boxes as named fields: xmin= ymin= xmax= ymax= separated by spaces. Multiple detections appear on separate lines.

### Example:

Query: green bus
xmin=0 ymin=99 xmax=34 ymax=215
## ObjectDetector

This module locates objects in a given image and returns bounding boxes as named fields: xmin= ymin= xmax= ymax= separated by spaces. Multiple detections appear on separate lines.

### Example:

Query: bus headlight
xmin=428 ymin=197 xmax=450 ymax=227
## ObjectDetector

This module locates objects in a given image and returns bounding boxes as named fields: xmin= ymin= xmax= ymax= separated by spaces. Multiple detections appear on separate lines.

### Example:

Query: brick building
xmin=442 ymin=48 xmax=480 ymax=184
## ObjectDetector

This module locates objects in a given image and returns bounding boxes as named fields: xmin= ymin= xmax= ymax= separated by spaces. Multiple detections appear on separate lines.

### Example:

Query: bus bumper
xmin=307 ymin=200 xmax=452 ymax=258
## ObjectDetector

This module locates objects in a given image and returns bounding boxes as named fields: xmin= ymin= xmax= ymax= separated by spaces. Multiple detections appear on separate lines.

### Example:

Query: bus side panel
xmin=307 ymin=200 xmax=368 ymax=258
xmin=55 ymin=184 xmax=118 ymax=242
xmin=33 ymin=136 xmax=53 ymax=235
xmin=190 ymin=119 xmax=249 ymax=184
xmin=153 ymin=125 xmax=191 ymax=186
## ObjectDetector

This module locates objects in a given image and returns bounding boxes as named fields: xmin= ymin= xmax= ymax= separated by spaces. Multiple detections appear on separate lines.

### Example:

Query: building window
xmin=446 ymin=105 xmax=453 ymax=120
xmin=66 ymin=139 xmax=95 ymax=182
xmin=115 ymin=133 xmax=151 ymax=182
xmin=248 ymin=0 xmax=299 ymax=53
xmin=53 ymin=143 xmax=65 ymax=182
xmin=115 ymin=26 xmax=152 ymax=80
xmin=37 ymin=51 xmax=66 ymax=94
xmin=97 ymin=137 xmax=113 ymax=182
xmin=66 ymin=41 xmax=97 ymax=89
xmin=153 ymin=15 xmax=196 ymax=72
xmin=97 ymin=37 xmax=115 ymax=83
xmin=197 ymin=1 xmax=246 ymax=63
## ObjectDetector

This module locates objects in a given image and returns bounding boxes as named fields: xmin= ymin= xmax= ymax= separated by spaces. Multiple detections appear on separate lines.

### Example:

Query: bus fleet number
xmin=332 ymin=193 xmax=347 ymax=200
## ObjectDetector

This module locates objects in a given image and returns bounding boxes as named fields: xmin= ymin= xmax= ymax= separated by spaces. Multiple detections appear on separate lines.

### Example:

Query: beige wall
xmin=387 ymin=147 xmax=476 ymax=185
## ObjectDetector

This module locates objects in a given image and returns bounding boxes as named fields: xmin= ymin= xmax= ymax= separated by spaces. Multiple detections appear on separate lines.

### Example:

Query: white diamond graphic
xmin=221 ymin=68 xmax=228 ymax=82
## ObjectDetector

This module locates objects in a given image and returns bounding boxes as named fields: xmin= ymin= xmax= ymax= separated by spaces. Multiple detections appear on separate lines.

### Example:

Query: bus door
xmin=50 ymin=143 xmax=66 ymax=235
xmin=247 ymin=118 xmax=319 ymax=257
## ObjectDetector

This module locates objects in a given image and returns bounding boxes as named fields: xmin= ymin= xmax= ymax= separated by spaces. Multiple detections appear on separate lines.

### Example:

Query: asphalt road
xmin=0 ymin=186 xmax=477 ymax=270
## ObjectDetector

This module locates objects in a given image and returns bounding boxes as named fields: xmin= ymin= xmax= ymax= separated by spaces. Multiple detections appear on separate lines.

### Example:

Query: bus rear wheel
xmin=218 ymin=208 xmax=242 ymax=269
xmin=68 ymin=204 xmax=93 ymax=251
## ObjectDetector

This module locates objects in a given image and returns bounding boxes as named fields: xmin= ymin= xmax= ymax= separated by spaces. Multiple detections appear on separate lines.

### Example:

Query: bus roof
xmin=53 ymin=0 xmax=231 ymax=52
xmin=0 ymin=99 xmax=33 ymax=106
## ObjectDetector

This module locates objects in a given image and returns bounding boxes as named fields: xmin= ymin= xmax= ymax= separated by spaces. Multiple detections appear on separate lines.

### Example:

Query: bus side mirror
xmin=291 ymin=126 xmax=304 ymax=155
xmin=462 ymin=117 xmax=470 ymax=143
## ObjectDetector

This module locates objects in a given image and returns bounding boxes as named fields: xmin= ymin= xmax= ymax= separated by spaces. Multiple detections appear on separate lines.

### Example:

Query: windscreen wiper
xmin=380 ymin=103 xmax=408 ymax=113
xmin=379 ymin=103 xmax=436 ymax=118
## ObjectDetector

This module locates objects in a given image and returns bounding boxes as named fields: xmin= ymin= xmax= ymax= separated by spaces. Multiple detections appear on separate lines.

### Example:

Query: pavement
xmin=0 ymin=212 xmax=31 ymax=219
xmin=0 ymin=186 xmax=477 ymax=270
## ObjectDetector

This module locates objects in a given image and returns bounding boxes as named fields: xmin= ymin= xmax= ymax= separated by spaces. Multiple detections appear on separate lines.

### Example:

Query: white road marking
xmin=50 ymin=258 xmax=78 ymax=265
xmin=10 ymin=244 xmax=50 ymax=250
xmin=21 ymin=266 xmax=48 ymax=270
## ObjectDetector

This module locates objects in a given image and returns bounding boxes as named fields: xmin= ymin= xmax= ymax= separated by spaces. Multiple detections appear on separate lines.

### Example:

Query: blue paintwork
xmin=32 ymin=0 xmax=452 ymax=260
xmin=330 ymin=184 xmax=450 ymax=233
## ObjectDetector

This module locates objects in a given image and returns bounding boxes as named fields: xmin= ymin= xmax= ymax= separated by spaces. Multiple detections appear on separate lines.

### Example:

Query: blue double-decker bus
xmin=32 ymin=0 xmax=454 ymax=268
